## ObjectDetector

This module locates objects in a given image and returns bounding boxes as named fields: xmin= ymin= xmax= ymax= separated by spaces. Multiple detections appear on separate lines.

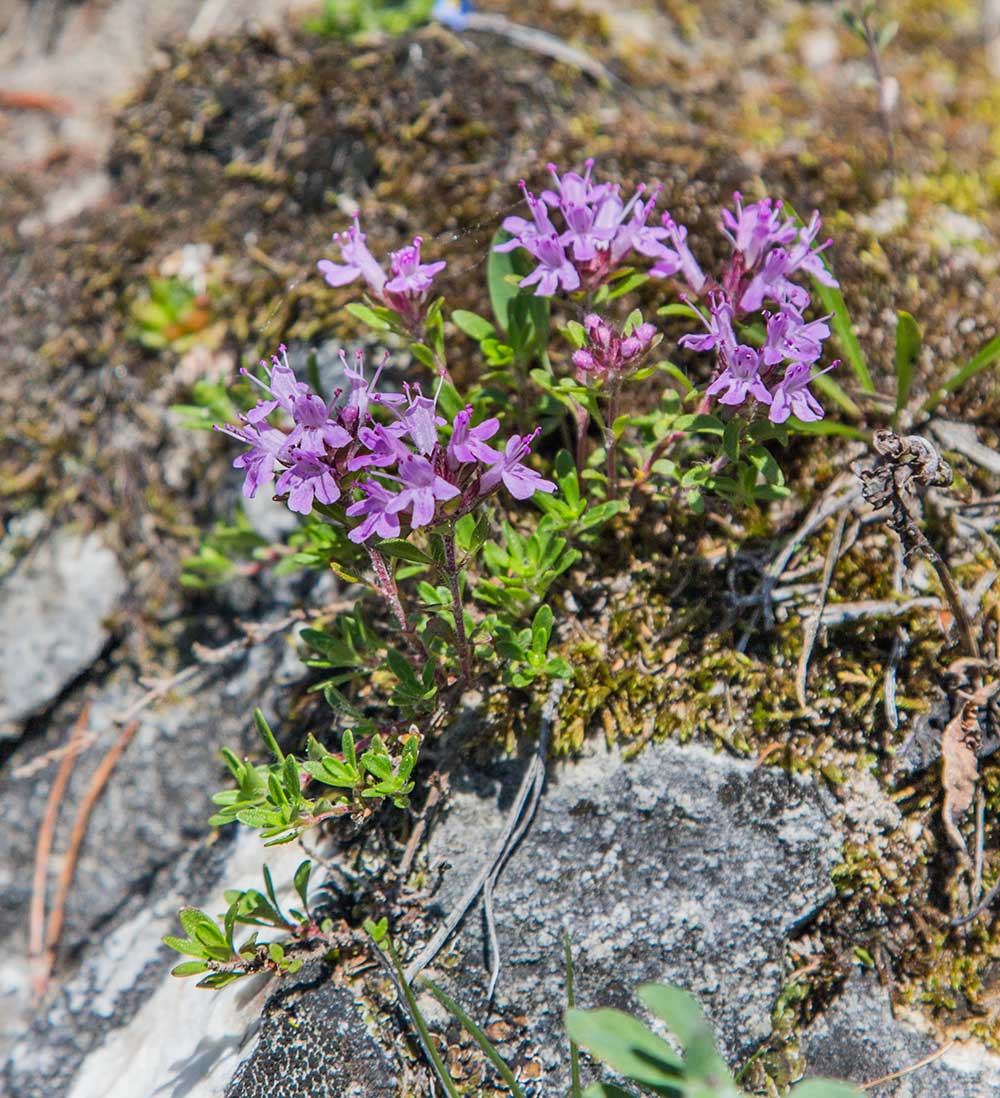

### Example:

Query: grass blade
xmin=893 ymin=310 xmax=920 ymax=425
xmin=811 ymin=278 xmax=875 ymax=395
xmin=923 ymin=331 xmax=1000 ymax=413
xmin=420 ymin=977 xmax=526 ymax=1098
xmin=380 ymin=940 xmax=460 ymax=1098
xmin=564 ymin=933 xmax=583 ymax=1098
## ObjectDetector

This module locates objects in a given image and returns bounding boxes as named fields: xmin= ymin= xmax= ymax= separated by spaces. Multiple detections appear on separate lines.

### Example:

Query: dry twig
xmin=858 ymin=429 xmax=978 ymax=659
xmin=404 ymin=681 xmax=564 ymax=989
xmin=29 ymin=704 xmax=90 ymax=999
xmin=39 ymin=721 xmax=141 ymax=994
xmin=796 ymin=510 xmax=847 ymax=708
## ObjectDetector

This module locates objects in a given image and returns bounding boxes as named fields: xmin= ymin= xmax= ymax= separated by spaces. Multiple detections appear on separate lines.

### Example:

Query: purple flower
xmin=386 ymin=454 xmax=461 ymax=528
xmin=541 ymin=159 xmax=609 ymax=209
xmin=678 ymin=293 xmax=737 ymax=359
xmin=572 ymin=314 xmax=657 ymax=383
xmin=347 ymin=481 xmax=402 ymax=543
xmin=768 ymin=361 xmax=836 ymax=424
xmin=285 ymin=391 xmax=352 ymax=454
xmin=496 ymin=163 xmax=670 ymax=294
xmin=740 ymin=212 xmax=837 ymax=312
xmin=719 ymin=193 xmax=796 ymax=268
xmin=498 ymin=183 xmax=560 ymax=254
xmin=479 ymin=431 xmax=556 ymax=500
xmin=608 ymin=187 xmax=669 ymax=265
xmin=275 ymin=453 xmax=341 ymax=515
xmin=391 ymin=383 xmax=447 ymax=455
xmin=215 ymin=421 xmax=287 ymax=498
xmin=317 ymin=217 xmax=387 ymax=297
xmin=518 ymin=233 xmax=581 ymax=296
xmin=319 ymin=220 xmax=446 ymax=332
xmin=705 ymin=345 xmax=773 ymax=408
xmin=649 ymin=215 xmax=705 ymax=293
xmin=385 ymin=236 xmax=446 ymax=296
xmin=241 ymin=345 xmax=308 ymax=422
xmin=340 ymin=349 xmax=403 ymax=430
xmin=762 ymin=307 xmax=831 ymax=368
xmin=348 ymin=424 xmax=409 ymax=471
xmin=447 ymin=406 xmax=501 ymax=468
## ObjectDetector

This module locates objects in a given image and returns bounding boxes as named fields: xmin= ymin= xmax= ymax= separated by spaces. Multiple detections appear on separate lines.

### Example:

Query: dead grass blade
xmin=796 ymin=511 xmax=847 ymax=708
xmin=30 ymin=704 xmax=90 ymax=999
xmin=39 ymin=720 xmax=142 ymax=992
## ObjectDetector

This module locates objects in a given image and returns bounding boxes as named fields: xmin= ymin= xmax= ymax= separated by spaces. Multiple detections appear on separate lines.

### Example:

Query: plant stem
xmin=634 ymin=390 xmax=714 ymax=497
xmin=442 ymin=528 xmax=472 ymax=686
xmin=574 ymin=403 xmax=589 ymax=474
xmin=366 ymin=546 xmax=427 ymax=661
xmin=605 ymin=387 xmax=621 ymax=500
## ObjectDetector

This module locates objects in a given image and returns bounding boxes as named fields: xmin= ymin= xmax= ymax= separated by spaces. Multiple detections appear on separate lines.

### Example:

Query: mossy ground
xmin=5 ymin=0 xmax=1000 ymax=1089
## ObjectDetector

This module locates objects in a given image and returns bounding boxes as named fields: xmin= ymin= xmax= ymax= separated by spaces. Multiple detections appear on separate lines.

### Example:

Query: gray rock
xmin=422 ymin=739 xmax=843 ymax=1084
xmin=803 ymin=971 xmax=1000 ymax=1096
xmin=0 ymin=622 xmax=296 ymax=1077
xmin=225 ymin=966 xmax=399 ymax=1098
xmin=0 ymin=528 xmax=126 ymax=738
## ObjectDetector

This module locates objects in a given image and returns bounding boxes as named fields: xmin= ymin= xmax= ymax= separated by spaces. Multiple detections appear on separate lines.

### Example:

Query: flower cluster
xmin=572 ymin=314 xmax=658 ymax=385
xmin=661 ymin=193 xmax=839 ymax=424
xmin=318 ymin=217 xmax=446 ymax=333
xmin=496 ymin=160 xmax=669 ymax=295
xmin=216 ymin=346 xmax=554 ymax=542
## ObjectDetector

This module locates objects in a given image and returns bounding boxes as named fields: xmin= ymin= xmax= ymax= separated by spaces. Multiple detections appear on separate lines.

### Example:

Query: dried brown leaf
xmin=941 ymin=680 xmax=999 ymax=854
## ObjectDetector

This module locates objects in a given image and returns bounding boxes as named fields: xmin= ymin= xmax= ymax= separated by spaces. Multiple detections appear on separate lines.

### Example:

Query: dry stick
xmin=398 ymin=778 xmax=446 ymax=879
xmin=973 ymin=788 xmax=986 ymax=905
xmin=738 ymin=479 xmax=861 ymax=651
xmin=38 ymin=720 xmax=142 ymax=995
xmin=954 ymin=872 xmax=1000 ymax=926
xmin=795 ymin=510 xmax=847 ymax=708
xmin=404 ymin=681 xmax=564 ymax=987
xmin=483 ymin=737 xmax=551 ymax=1003
xmin=29 ymin=704 xmax=91 ymax=998
xmin=861 ymin=1040 xmax=954 ymax=1090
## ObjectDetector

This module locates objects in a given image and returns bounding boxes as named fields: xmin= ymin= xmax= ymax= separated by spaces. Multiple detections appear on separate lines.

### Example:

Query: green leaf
xmin=722 ymin=419 xmax=741 ymax=463
xmin=410 ymin=343 xmax=436 ymax=370
xmin=375 ymin=538 xmax=434 ymax=566
xmin=924 ymin=331 xmax=1000 ymax=412
xmin=361 ymin=751 xmax=393 ymax=781
xmin=656 ymin=302 xmax=702 ymax=321
xmin=170 ymin=960 xmax=212 ymax=977
xmin=293 ymin=860 xmax=311 ymax=913
xmin=452 ymin=309 xmax=497 ymax=341
xmin=346 ymin=302 xmax=393 ymax=331
xmin=674 ymin=413 xmax=724 ymax=435
xmin=788 ymin=417 xmax=870 ymax=441
xmin=487 ymin=230 xmax=549 ymax=355
xmin=790 ymin=1082 xmax=863 ymax=1098
xmin=564 ymin=1008 xmax=683 ymax=1094
xmin=811 ymin=371 xmax=862 ymax=420
xmin=253 ymin=709 xmax=284 ymax=763
xmin=488 ymin=231 xmax=525 ymax=337
xmin=637 ymin=984 xmax=728 ymax=1083
xmin=582 ymin=1086 xmax=642 ymax=1098
xmin=606 ymin=272 xmax=648 ymax=301
xmin=162 ymin=935 xmax=209 ymax=959
xmin=342 ymin=728 xmax=357 ymax=771
xmin=531 ymin=603 xmax=554 ymax=653
xmin=893 ymin=310 xmax=920 ymax=424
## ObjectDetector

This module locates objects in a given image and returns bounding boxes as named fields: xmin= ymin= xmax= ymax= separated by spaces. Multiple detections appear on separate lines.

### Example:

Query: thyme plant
xmin=163 ymin=161 xmax=865 ymax=1086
